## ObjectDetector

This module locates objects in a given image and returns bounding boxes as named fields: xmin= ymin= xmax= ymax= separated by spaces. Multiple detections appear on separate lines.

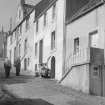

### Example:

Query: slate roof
xmin=23 ymin=0 xmax=56 ymax=19
xmin=35 ymin=0 xmax=56 ymax=19
xmin=12 ymin=0 xmax=56 ymax=33
xmin=66 ymin=0 xmax=104 ymax=24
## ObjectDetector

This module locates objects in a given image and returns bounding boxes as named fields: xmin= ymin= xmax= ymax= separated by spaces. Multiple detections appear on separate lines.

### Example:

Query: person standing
xmin=14 ymin=57 xmax=21 ymax=76
xmin=4 ymin=58 xmax=11 ymax=78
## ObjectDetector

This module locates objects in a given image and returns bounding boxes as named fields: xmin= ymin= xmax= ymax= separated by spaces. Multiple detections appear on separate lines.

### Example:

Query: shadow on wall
xmin=0 ymin=98 xmax=54 ymax=105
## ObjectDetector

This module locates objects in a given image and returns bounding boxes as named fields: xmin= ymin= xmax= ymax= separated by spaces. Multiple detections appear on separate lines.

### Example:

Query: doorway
xmin=89 ymin=48 xmax=104 ymax=96
xmin=51 ymin=56 xmax=55 ymax=78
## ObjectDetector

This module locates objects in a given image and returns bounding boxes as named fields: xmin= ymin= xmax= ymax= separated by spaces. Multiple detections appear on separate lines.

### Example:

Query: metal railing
xmin=64 ymin=48 xmax=90 ymax=78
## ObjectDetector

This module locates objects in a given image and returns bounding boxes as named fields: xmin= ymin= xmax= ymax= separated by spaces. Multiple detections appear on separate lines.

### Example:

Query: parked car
xmin=40 ymin=65 xmax=50 ymax=78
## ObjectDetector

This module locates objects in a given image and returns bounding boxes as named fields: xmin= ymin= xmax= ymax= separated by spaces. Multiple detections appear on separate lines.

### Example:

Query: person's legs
xmin=8 ymin=69 xmax=10 ymax=77
xmin=5 ymin=68 xmax=9 ymax=78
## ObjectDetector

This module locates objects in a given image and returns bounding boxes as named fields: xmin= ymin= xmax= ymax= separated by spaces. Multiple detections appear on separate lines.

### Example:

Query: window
xmin=24 ymin=39 xmax=27 ymax=54
xmin=36 ymin=20 xmax=39 ymax=32
xmin=44 ymin=12 xmax=47 ymax=26
xmin=51 ymin=31 xmax=56 ymax=50
xmin=26 ymin=17 xmax=30 ymax=31
xmin=52 ymin=4 xmax=56 ymax=20
xmin=20 ymin=25 xmax=22 ymax=33
xmin=74 ymin=37 xmax=79 ymax=54
xmin=35 ymin=43 xmax=38 ymax=57
xmin=89 ymin=30 xmax=98 ymax=48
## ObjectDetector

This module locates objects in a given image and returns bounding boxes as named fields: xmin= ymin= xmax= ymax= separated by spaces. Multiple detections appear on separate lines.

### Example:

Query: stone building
xmin=7 ymin=0 xmax=105 ymax=97
xmin=7 ymin=0 xmax=65 ymax=78
xmin=60 ymin=0 xmax=105 ymax=96
xmin=34 ymin=0 xmax=65 ymax=80
xmin=0 ymin=27 xmax=8 ymax=58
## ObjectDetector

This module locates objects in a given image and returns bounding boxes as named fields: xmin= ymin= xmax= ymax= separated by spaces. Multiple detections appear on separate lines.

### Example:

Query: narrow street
xmin=0 ymin=72 xmax=105 ymax=105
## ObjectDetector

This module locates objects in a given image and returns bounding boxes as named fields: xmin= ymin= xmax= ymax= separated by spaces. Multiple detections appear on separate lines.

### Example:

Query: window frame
xmin=52 ymin=4 xmax=56 ymax=20
xmin=74 ymin=37 xmax=79 ymax=54
xmin=51 ymin=31 xmax=56 ymax=50
xmin=44 ymin=12 xmax=47 ymax=26
xmin=36 ymin=20 xmax=39 ymax=33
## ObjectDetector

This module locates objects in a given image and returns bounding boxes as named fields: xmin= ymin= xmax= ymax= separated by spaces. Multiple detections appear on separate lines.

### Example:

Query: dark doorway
xmin=51 ymin=56 xmax=55 ymax=79
xmin=89 ymin=48 xmax=104 ymax=96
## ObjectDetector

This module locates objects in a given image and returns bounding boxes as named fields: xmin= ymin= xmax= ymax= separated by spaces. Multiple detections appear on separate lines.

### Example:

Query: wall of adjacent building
xmin=62 ymin=5 xmax=105 ymax=93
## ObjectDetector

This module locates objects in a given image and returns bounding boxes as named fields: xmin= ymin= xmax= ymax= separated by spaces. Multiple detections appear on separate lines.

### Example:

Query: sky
xmin=0 ymin=0 xmax=19 ymax=32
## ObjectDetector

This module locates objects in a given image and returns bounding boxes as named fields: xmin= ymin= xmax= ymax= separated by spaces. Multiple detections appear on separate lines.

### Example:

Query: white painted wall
xmin=62 ymin=5 xmax=105 ymax=93
xmin=34 ymin=0 xmax=65 ymax=80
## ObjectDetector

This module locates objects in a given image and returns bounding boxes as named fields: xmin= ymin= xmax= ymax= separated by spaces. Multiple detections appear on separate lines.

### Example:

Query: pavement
xmin=0 ymin=73 xmax=105 ymax=105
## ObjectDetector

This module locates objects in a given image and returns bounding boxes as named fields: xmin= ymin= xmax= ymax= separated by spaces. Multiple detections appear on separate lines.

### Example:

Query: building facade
xmin=34 ymin=0 xmax=65 ymax=80
xmin=0 ymin=28 xmax=8 ymax=58
xmin=7 ymin=0 xmax=65 ymax=79
xmin=7 ymin=0 xmax=105 ymax=97
xmin=61 ymin=0 xmax=105 ymax=96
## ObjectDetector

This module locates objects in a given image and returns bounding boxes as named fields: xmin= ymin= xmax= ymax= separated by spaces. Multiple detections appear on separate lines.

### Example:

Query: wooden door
xmin=90 ymin=64 xmax=103 ymax=96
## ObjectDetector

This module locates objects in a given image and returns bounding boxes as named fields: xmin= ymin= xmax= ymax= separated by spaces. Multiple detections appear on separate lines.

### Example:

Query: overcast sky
xmin=0 ymin=0 xmax=19 ymax=31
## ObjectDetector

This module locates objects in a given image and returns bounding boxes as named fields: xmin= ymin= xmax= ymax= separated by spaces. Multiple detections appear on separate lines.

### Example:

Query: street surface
xmin=0 ymin=72 xmax=105 ymax=105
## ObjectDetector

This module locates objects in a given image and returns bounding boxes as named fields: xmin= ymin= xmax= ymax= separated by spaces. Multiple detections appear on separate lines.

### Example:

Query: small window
xmin=89 ymin=30 xmax=98 ymax=48
xmin=52 ymin=4 xmax=56 ymax=20
xmin=74 ymin=37 xmax=79 ymax=54
xmin=24 ymin=39 xmax=27 ymax=54
xmin=44 ymin=12 xmax=47 ymax=26
xmin=35 ymin=43 xmax=38 ymax=57
xmin=36 ymin=20 xmax=39 ymax=32
xmin=20 ymin=25 xmax=22 ymax=33
xmin=26 ymin=17 xmax=30 ymax=31
xmin=51 ymin=31 xmax=56 ymax=50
